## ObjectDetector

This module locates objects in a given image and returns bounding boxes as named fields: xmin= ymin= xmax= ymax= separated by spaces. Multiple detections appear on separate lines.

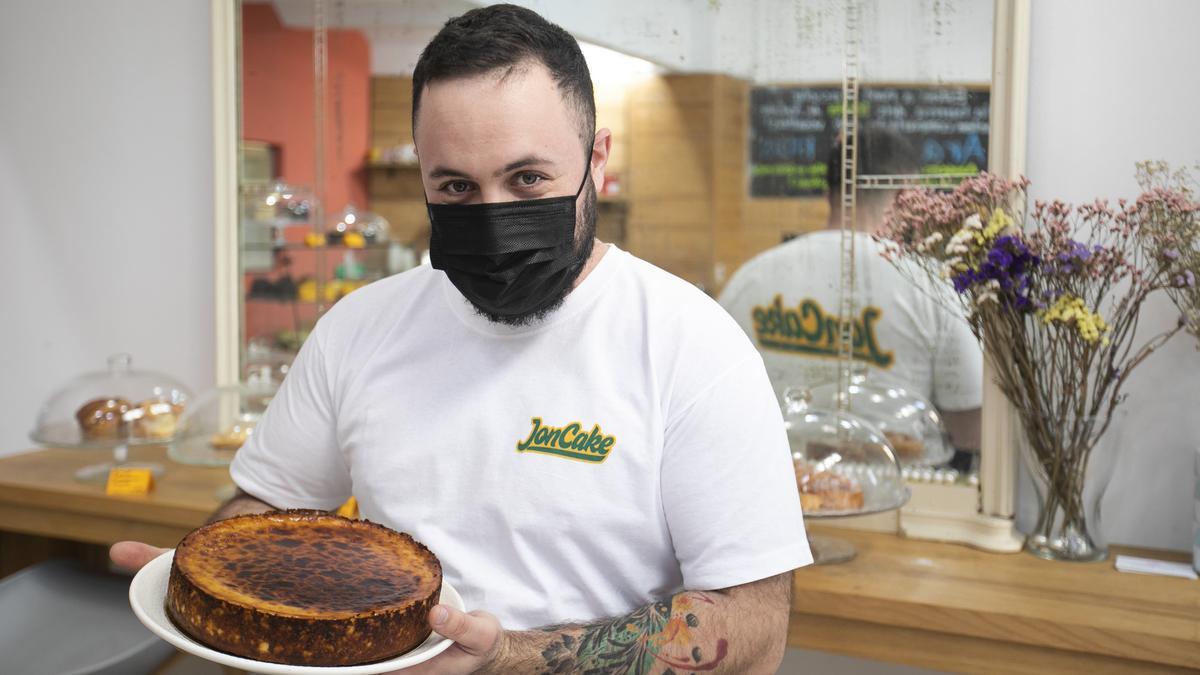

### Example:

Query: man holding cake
xmin=113 ymin=4 xmax=810 ymax=673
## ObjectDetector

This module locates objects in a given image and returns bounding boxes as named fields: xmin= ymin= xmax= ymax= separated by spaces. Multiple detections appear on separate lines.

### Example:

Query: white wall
xmin=1015 ymin=0 xmax=1200 ymax=551
xmin=0 ymin=0 xmax=216 ymax=456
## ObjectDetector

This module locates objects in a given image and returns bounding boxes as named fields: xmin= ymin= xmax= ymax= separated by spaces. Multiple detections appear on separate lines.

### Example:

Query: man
xmin=718 ymin=129 xmax=984 ymax=458
xmin=112 ymin=5 xmax=809 ymax=673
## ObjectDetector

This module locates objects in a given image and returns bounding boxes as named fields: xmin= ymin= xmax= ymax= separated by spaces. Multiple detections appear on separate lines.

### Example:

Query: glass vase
xmin=1019 ymin=414 xmax=1119 ymax=563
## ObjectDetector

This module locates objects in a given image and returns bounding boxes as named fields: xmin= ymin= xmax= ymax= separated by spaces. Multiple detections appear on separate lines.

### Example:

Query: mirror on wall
xmin=234 ymin=0 xmax=993 ymax=480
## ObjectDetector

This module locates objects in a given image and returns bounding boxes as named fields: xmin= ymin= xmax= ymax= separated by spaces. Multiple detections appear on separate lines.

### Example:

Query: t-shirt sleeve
xmin=660 ymin=352 xmax=813 ymax=590
xmin=228 ymin=327 xmax=352 ymax=510
xmin=931 ymin=307 xmax=984 ymax=411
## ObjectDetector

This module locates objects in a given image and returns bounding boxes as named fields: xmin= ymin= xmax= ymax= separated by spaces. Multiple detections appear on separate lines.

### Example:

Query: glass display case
xmin=30 ymin=353 xmax=191 ymax=482
xmin=241 ymin=183 xmax=393 ymax=360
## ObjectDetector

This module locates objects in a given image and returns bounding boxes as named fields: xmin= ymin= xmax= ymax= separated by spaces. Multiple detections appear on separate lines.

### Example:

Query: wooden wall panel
xmin=369 ymin=76 xmax=426 ymax=248
xmin=371 ymin=76 xmax=414 ymax=148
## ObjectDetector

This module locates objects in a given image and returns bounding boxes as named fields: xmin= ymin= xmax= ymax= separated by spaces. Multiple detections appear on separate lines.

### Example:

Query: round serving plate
xmin=129 ymin=550 xmax=461 ymax=674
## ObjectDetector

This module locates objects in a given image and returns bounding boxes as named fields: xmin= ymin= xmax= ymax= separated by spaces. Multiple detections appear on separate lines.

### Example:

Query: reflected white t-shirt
xmin=718 ymin=231 xmax=983 ymax=411
xmin=230 ymin=245 xmax=811 ymax=630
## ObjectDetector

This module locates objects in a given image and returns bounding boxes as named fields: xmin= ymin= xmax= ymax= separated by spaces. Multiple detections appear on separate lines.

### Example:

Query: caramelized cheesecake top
xmin=173 ymin=510 xmax=441 ymax=620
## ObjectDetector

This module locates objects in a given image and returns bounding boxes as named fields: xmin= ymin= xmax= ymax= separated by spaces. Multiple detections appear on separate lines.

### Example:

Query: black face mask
xmin=427 ymin=161 xmax=592 ymax=322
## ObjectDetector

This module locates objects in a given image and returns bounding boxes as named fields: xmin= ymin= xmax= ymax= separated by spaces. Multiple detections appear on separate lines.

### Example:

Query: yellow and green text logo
xmin=752 ymin=294 xmax=894 ymax=368
xmin=516 ymin=417 xmax=615 ymax=464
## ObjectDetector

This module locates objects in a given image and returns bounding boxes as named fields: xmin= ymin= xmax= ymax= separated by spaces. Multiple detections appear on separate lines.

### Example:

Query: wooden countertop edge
xmin=790 ymin=586 xmax=1200 ymax=670
xmin=796 ymin=572 xmax=1198 ymax=635
xmin=786 ymin=612 xmax=1198 ymax=674
xmin=0 ymin=482 xmax=212 ymax=529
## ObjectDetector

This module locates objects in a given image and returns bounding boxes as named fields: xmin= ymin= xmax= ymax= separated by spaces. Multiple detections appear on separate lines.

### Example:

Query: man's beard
xmin=472 ymin=176 xmax=598 ymax=327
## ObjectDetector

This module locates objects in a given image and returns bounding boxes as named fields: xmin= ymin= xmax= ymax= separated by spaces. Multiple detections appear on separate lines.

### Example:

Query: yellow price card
xmin=105 ymin=468 xmax=155 ymax=496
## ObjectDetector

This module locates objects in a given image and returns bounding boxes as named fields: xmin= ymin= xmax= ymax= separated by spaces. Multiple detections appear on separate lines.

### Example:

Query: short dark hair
xmin=825 ymin=126 xmax=920 ymax=195
xmin=411 ymin=4 xmax=596 ymax=147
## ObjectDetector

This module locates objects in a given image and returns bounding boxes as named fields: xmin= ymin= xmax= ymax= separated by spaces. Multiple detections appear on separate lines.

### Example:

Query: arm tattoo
xmin=539 ymin=591 xmax=729 ymax=675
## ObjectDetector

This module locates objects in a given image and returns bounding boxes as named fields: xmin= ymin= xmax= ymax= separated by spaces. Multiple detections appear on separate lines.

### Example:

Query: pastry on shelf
xmin=210 ymin=424 xmax=252 ymax=451
xmin=127 ymin=400 xmax=184 ymax=440
xmin=794 ymin=463 xmax=865 ymax=512
xmin=883 ymin=430 xmax=925 ymax=461
xmin=75 ymin=397 xmax=132 ymax=439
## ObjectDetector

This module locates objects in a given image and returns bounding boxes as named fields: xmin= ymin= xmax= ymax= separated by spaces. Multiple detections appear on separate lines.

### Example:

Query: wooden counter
xmin=1 ymin=448 xmax=1197 ymax=673
xmin=792 ymin=526 xmax=1200 ymax=673
xmin=0 ymin=446 xmax=227 ymax=549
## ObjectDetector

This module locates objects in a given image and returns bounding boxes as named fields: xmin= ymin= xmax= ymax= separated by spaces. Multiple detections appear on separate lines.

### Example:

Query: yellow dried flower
xmin=1039 ymin=295 xmax=1111 ymax=344
xmin=982 ymin=207 xmax=1013 ymax=241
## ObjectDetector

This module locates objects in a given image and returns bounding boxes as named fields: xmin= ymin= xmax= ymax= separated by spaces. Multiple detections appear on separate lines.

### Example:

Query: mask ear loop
xmin=574 ymin=149 xmax=593 ymax=198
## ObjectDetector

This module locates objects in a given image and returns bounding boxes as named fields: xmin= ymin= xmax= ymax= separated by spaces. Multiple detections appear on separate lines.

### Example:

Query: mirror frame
xmin=208 ymin=0 xmax=1031 ymax=551
xmin=212 ymin=0 xmax=239 ymax=390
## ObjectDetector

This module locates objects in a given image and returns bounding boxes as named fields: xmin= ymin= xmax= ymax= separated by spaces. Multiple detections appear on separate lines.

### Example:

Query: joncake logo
xmin=751 ymin=294 xmax=894 ymax=368
xmin=516 ymin=417 xmax=615 ymax=464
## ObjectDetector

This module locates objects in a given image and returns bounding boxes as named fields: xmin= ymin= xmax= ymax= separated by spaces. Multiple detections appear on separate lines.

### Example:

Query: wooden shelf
xmin=367 ymin=161 xmax=419 ymax=170
xmin=791 ymin=526 xmax=1200 ymax=673
xmin=242 ymin=241 xmax=391 ymax=252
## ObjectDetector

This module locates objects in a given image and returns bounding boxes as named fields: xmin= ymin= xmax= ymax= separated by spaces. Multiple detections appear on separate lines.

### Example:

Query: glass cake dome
xmin=808 ymin=377 xmax=955 ymax=467
xmin=244 ymin=182 xmax=315 ymax=224
xmin=30 ymin=353 xmax=192 ymax=481
xmin=169 ymin=367 xmax=279 ymax=467
xmin=783 ymin=388 xmax=909 ymax=564
xmin=784 ymin=388 xmax=909 ymax=518
xmin=327 ymin=204 xmax=391 ymax=243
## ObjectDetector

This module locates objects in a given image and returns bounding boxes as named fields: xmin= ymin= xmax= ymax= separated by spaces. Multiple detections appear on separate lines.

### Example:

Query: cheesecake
xmin=166 ymin=510 xmax=442 ymax=666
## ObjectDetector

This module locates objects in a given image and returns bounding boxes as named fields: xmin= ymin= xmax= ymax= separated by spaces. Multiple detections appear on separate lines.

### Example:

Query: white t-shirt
xmin=718 ymin=231 xmax=983 ymax=411
xmin=230 ymin=245 xmax=811 ymax=630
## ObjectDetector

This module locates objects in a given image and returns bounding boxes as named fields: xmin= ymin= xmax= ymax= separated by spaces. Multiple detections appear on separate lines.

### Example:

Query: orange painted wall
xmin=241 ymin=3 xmax=370 ymax=217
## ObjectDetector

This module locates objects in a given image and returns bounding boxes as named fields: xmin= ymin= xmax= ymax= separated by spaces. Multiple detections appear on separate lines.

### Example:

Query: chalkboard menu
xmin=748 ymin=85 xmax=990 ymax=197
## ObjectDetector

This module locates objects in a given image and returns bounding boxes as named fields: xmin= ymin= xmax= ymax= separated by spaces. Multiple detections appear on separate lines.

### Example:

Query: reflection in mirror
xmin=717 ymin=0 xmax=993 ymax=481
xmin=234 ymin=0 xmax=991 ymax=480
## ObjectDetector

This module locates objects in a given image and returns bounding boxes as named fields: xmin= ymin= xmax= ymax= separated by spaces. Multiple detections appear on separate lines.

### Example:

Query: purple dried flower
xmin=951 ymin=235 xmax=1040 ymax=311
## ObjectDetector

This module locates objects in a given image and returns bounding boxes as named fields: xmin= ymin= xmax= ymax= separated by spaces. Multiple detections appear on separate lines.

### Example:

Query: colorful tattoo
xmin=540 ymin=592 xmax=729 ymax=675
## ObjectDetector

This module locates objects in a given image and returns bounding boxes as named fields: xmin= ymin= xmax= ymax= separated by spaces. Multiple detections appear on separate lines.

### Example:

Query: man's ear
xmin=589 ymin=128 xmax=613 ymax=190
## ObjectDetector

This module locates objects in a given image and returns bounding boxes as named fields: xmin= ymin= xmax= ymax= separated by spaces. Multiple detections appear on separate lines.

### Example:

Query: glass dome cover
xmin=809 ymin=375 xmax=954 ymax=467
xmin=243 ymin=181 xmax=315 ymax=224
xmin=169 ymin=367 xmax=278 ymax=467
xmin=30 ymin=354 xmax=191 ymax=448
xmin=327 ymin=204 xmax=390 ymax=242
xmin=244 ymin=338 xmax=292 ymax=383
xmin=783 ymin=388 xmax=909 ymax=517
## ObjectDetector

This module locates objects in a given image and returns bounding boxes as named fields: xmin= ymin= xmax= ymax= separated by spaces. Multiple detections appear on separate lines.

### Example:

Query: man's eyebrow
xmin=428 ymin=166 xmax=471 ymax=180
xmin=427 ymin=156 xmax=558 ymax=181
xmin=496 ymin=155 xmax=556 ymax=177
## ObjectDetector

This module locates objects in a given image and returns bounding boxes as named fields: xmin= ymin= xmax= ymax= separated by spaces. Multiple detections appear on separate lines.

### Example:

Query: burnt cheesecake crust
xmin=166 ymin=510 xmax=442 ymax=666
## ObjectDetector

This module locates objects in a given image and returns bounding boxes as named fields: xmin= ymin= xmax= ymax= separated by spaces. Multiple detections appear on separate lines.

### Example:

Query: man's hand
xmin=395 ymin=604 xmax=504 ymax=675
xmin=110 ymin=541 xmax=169 ymax=573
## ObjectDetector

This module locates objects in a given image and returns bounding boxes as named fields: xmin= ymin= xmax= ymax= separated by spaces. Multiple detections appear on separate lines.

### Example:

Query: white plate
xmin=129 ymin=550 xmax=461 ymax=674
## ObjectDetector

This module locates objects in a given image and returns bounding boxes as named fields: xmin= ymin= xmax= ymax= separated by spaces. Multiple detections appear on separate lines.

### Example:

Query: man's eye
xmin=442 ymin=181 xmax=472 ymax=194
xmin=515 ymin=172 xmax=544 ymax=187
